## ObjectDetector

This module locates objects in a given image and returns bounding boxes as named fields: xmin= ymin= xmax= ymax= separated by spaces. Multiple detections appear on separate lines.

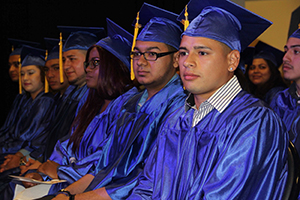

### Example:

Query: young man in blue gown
xmin=129 ymin=0 xmax=289 ymax=199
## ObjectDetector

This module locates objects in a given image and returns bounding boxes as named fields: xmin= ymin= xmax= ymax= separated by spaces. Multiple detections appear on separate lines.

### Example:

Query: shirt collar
xmin=185 ymin=75 xmax=242 ymax=113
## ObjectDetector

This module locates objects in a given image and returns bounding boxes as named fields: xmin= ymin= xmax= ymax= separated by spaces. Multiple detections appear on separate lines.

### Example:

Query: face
xmin=178 ymin=35 xmax=237 ymax=104
xmin=63 ymin=49 xmax=86 ymax=86
xmin=21 ymin=65 xmax=44 ymax=99
xmin=283 ymin=37 xmax=300 ymax=84
xmin=85 ymin=47 xmax=100 ymax=89
xmin=248 ymin=58 xmax=271 ymax=86
xmin=8 ymin=54 xmax=20 ymax=82
xmin=133 ymin=41 xmax=177 ymax=92
xmin=45 ymin=59 xmax=69 ymax=93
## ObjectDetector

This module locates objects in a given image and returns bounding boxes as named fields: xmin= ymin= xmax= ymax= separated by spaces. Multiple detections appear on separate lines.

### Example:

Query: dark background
xmin=0 ymin=0 xmax=189 ymax=125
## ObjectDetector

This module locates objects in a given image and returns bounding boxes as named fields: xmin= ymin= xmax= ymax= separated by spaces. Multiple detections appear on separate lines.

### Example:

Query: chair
xmin=282 ymin=141 xmax=300 ymax=200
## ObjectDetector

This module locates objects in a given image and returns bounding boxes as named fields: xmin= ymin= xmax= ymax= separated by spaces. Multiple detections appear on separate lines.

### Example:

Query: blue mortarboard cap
xmin=44 ymin=37 xmax=61 ymax=61
xmin=290 ymin=29 xmax=300 ymax=39
xmin=21 ymin=45 xmax=46 ymax=67
xmin=96 ymin=18 xmax=133 ymax=69
xmin=57 ymin=26 xmax=106 ymax=52
xmin=239 ymin=46 xmax=255 ymax=72
xmin=8 ymin=38 xmax=40 ymax=56
xmin=178 ymin=0 xmax=272 ymax=52
xmin=253 ymin=41 xmax=284 ymax=67
xmin=134 ymin=3 xmax=182 ymax=50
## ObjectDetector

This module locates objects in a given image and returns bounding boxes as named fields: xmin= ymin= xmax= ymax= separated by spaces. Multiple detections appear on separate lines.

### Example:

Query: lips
xmin=48 ymin=81 xmax=56 ymax=86
xmin=183 ymin=72 xmax=199 ymax=80
xmin=282 ymin=64 xmax=292 ymax=71
xmin=23 ymin=83 xmax=31 ymax=86
xmin=137 ymin=70 xmax=149 ymax=76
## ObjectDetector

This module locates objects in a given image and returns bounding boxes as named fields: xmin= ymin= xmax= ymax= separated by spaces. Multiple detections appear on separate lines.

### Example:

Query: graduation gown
xmin=130 ymin=91 xmax=288 ymax=200
xmin=40 ymin=84 xmax=88 ymax=161
xmin=270 ymin=83 xmax=300 ymax=153
xmin=0 ymin=93 xmax=27 ymax=136
xmin=85 ymin=75 xmax=187 ymax=199
xmin=0 ymin=91 xmax=55 ymax=157
xmin=45 ymin=87 xmax=138 ymax=193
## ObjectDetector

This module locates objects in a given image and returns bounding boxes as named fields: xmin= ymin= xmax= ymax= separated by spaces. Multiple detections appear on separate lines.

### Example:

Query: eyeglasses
xmin=84 ymin=59 xmax=100 ymax=70
xmin=130 ymin=50 xmax=177 ymax=61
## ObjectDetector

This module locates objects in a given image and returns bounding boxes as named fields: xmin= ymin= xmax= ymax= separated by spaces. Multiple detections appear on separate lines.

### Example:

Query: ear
xmin=227 ymin=50 xmax=240 ymax=72
xmin=173 ymin=51 xmax=179 ymax=69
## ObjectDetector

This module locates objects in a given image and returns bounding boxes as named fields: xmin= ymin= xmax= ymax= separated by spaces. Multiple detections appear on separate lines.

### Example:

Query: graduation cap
xmin=177 ymin=0 xmax=272 ymax=52
xmin=44 ymin=37 xmax=60 ymax=61
xmin=253 ymin=41 xmax=284 ymax=68
xmin=21 ymin=45 xmax=46 ymax=67
xmin=96 ymin=18 xmax=133 ymax=69
xmin=134 ymin=3 xmax=183 ymax=50
xmin=239 ymin=46 xmax=255 ymax=72
xmin=57 ymin=26 xmax=106 ymax=52
xmin=8 ymin=38 xmax=40 ymax=56
xmin=288 ymin=6 xmax=300 ymax=38
xmin=290 ymin=28 xmax=300 ymax=39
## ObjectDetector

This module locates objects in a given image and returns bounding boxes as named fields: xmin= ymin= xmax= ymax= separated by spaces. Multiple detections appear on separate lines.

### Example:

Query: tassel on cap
xmin=18 ymin=57 xmax=22 ymax=94
xmin=182 ymin=5 xmax=189 ymax=31
xmin=59 ymin=32 xmax=64 ymax=83
xmin=130 ymin=12 xmax=141 ymax=80
xmin=44 ymin=50 xmax=49 ymax=93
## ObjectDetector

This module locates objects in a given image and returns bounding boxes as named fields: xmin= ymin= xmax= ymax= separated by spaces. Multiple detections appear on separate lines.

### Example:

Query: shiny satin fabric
xmin=84 ymin=75 xmax=187 ymax=199
xmin=41 ymin=85 xmax=85 ymax=161
xmin=270 ymin=84 xmax=300 ymax=153
xmin=45 ymin=87 xmax=138 ymax=194
xmin=0 ymin=92 xmax=55 ymax=158
xmin=0 ymin=93 xmax=27 ymax=136
xmin=130 ymin=91 xmax=288 ymax=200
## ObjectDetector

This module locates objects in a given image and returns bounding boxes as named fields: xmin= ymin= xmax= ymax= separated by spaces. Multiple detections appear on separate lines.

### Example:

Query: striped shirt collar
xmin=185 ymin=75 xmax=242 ymax=113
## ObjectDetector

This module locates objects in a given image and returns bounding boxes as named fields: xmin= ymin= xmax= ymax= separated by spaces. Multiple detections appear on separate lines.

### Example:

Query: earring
xmin=230 ymin=67 xmax=233 ymax=71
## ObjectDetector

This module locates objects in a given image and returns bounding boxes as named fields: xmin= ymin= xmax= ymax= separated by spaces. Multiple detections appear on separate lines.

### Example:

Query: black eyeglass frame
xmin=84 ymin=59 xmax=100 ymax=70
xmin=130 ymin=50 xmax=177 ymax=61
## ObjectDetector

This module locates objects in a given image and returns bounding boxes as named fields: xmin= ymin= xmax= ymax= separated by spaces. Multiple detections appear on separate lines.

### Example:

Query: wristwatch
xmin=58 ymin=188 xmax=75 ymax=200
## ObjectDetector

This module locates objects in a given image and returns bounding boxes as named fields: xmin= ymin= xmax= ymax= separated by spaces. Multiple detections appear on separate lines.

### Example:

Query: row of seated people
xmin=0 ymin=0 xmax=299 ymax=199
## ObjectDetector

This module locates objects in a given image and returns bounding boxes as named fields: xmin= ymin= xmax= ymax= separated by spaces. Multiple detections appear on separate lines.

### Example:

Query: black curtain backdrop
xmin=0 ymin=0 xmax=189 ymax=126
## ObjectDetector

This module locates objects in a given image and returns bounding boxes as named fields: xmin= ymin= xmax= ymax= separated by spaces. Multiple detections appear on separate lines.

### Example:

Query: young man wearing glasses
xmin=44 ymin=3 xmax=187 ymax=200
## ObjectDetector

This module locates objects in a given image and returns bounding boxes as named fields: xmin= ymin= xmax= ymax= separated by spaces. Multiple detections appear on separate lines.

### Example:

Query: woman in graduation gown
xmin=0 ymin=45 xmax=55 ymax=168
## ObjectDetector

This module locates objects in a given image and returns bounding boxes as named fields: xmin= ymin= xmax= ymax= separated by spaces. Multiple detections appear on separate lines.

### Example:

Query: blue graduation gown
xmin=130 ymin=91 xmax=288 ymax=200
xmin=0 ymin=91 xmax=55 ymax=158
xmin=45 ymin=87 xmax=138 ymax=193
xmin=0 ymin=93 xmax=27 ymax=136
xmin=85 ymin=75 xmax=187 ymax=199
xmin=270 ymin=83 xmax=300 ymax=153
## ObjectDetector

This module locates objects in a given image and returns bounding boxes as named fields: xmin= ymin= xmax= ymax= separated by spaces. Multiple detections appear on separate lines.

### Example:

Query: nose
xmin=182 ymin=53 xmax=195 ymax=69
xmin=283 ymin=50 xmax=290 ymax=63
xmin=63 ymin=59 xmax=71 ymax=71
xmin=136 ymin=54 xmax=148 ymax=67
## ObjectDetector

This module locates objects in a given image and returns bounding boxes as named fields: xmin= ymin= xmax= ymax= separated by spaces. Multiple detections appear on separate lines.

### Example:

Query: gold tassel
xmin=181 ymin=5 xmax=189 ymax=31
xmin=59 ymin=32 xmax=64 ymax=83
xmin=11 ymin=45 xmax=14 ymax=52
xmin=45 ymin=50 xmax=49 ymax=93
xmin=130 ymin=12 xmax=141 ymax=80
xmin=18 ymin=58 xmax=22 ymax=94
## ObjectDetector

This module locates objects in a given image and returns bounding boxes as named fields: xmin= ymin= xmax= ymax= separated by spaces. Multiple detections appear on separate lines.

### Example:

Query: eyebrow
xmin=284 ymin=44 xmax=300 ymax=49
xmin=134 ymin=46 xmax=161 ymax=51
xmin=179 ymin=46 xmax=212 ymax=50
xmin=50 ymin=64 xmax=59 ymax=68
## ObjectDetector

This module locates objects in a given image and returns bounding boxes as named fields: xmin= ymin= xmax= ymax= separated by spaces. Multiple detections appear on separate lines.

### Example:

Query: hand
xmin=0 ymin=154 xmax=22 ymax=172
xmin=52 ymin=193 xmax=69 ymax=200
xmin=23 ymin=172 xmax=42 ymax=188
xmin=20 ymin=158 xmax=42 ymax=175
xmin=37 ymin=160 xmax=59 ymax=179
